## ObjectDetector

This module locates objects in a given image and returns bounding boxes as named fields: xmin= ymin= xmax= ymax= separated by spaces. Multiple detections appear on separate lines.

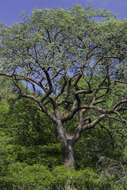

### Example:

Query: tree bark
xmin=63 ymin=141 xmax=75 ymax=168
xmin=56 ymin=119 xmax=75 ymax=168
xmin=62 ymin=141 xmax=75 ymax=190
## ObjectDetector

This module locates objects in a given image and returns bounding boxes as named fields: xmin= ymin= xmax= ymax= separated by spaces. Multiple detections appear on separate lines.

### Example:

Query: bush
xmin=2 ymin=162 xmax=54 ymax=190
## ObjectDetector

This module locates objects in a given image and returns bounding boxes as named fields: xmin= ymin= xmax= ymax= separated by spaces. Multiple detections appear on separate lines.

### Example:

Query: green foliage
xmin=2 ymin=97 xmax=62 ymax=168
xmin=52 ymin=166 xmax=100 ymax=190
xmin=0 ymin=4 xmax=127 ymax=76
xmin=2 ymin=163 xmax=54 ymax=190
xmin=2 ymin=163 xmax=127 ymax=190
xmin=0 ymin=93 xmax=126 ymax=189
xmin=0 ymin=4 xmax=127 ymax=190
xmin=7 ymin=98 xmax=58 ymax=146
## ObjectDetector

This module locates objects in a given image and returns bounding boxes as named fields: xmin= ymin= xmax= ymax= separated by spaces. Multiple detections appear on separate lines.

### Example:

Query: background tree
xmin=0 ymin=5 xmax=127 ymax=168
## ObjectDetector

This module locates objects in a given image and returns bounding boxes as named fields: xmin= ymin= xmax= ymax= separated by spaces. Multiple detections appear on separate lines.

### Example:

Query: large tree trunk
xmin=63 ymin=141 xmax=75 ymax=168
xmin=56 ymin=119 xmax=75 ymax=168
xmin=63 ymin=142 xmax=75 ymax=190
xmin=56 ymin=120 xmax=75 ymax=189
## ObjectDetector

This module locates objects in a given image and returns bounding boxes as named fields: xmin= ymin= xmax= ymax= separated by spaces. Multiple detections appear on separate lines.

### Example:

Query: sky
xmin=0 ymin=0 xmax=127 ymax=25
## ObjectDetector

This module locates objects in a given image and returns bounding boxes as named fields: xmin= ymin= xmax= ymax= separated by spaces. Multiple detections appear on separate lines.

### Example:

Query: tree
xmin=0 ymin=5 xmax=127 ymax=168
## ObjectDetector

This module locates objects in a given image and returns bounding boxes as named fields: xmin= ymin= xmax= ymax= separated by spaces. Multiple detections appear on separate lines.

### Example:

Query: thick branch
xmin=114 ymin=98 xmax=127 ymax=110
xmin=39 ymin=103 xmax=57 ymax=123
